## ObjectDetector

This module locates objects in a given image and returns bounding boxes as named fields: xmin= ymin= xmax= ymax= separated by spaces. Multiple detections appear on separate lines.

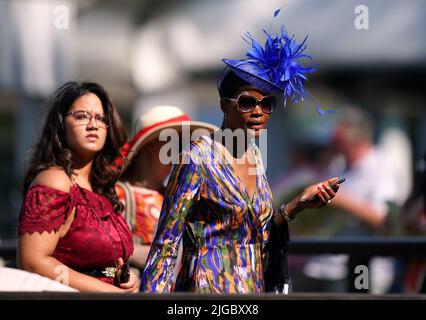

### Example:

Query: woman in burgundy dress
xmin=18 ymin=81 xmax=139 ymax=292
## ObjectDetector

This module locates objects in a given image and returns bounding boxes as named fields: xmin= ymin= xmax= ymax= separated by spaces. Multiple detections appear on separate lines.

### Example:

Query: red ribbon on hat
xmin=111 ymin=114 xmax=191 ymax=175
xmin=128 ymin=114 xmax=191 ymax=148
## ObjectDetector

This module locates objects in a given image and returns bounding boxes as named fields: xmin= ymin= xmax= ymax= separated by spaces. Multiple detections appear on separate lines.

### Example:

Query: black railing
xmin=0 ymin=239 xmax=16 ymax=264
xmin=287 ymin=237 xmax=426 ymax=257
xmin=2 ymin=237 xmax=426 ymax=264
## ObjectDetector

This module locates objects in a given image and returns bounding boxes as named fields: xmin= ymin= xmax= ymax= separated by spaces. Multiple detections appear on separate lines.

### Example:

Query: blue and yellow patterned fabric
xmin=141 ymin=135 xmax=274 ymax=293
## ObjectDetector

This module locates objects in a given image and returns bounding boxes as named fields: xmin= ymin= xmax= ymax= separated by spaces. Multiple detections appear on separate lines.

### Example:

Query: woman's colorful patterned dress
xmin=141 ymin=135 xmax=274 ymax=293
xmin=115 ymin=183 xmax=163 ymax=245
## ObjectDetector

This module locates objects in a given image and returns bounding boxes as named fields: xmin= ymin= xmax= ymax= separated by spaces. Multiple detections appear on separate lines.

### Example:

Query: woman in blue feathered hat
xmin=141 ymin=21 xmax=342 ymax=294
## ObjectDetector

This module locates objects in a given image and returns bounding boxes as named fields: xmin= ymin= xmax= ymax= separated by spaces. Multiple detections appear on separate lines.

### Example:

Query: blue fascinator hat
xmin=219 ymin=12 xmax=333 ymax=115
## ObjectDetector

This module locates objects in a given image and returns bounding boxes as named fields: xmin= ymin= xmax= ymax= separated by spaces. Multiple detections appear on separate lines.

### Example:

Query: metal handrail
xmin=2 ymin=237 xmax=426 ymax=262
xmin=287 ymin=237 xmax=426 ymax=257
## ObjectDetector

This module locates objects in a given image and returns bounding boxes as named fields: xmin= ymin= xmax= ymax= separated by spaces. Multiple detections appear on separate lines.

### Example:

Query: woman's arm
xmin=141 ymin=150 xmax=201 ymax=293
xmin=18 ymin=230 xmax=126 ymax=292
xmin=274 ymin=177 xmax=340 ymax=226
xmin=19 ymin=168 xmax=129 ymax=292
xmin=128 ymin=244 xmax=151 ymax=269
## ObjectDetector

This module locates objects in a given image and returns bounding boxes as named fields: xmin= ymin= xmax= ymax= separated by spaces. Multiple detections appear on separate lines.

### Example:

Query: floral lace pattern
xmin=18 ymin=184 xmax=134 ymax=284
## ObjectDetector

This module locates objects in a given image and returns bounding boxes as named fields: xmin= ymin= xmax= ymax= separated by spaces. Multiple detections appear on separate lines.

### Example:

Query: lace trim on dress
xmin=18 ymin=184 xmax=78 ymax=235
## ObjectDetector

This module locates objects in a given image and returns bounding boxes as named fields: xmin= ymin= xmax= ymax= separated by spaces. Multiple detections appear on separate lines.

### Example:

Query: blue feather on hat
xmin=221 ymin=10 xmax=334 ymax=115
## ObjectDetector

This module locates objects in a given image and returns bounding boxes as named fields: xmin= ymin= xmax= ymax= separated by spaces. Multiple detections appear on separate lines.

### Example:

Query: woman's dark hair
xmin=218 ymin=71 xmax=251 ymax=98
xmin=23 ymin=81 xmax=127 ymax=213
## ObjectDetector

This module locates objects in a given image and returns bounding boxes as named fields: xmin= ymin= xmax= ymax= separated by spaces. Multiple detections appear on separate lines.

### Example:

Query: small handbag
xmin=264 ymin=218 xmax=292 ymax=294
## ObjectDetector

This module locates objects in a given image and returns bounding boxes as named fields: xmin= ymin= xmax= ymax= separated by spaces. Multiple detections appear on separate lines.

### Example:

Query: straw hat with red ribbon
xmin=113 ymin=105 xmax=217 ymax=174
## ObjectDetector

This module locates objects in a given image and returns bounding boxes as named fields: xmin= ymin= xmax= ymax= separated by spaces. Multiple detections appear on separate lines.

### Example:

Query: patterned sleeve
xmin=140 ymin=148 xmax=202 ymax=293
xmin=18 ymin=185 xmax=75 ymax=235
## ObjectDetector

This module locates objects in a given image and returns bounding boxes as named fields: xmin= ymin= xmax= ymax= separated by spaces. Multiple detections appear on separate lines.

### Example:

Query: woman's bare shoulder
xmin=32 ymin=167 xmax=72 ymax=193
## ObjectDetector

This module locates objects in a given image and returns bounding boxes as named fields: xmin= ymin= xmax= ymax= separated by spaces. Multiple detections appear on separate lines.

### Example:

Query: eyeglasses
xmin=223 ymin=94 xmax=276 ymax=114
xmin=65 ymin=110 xmax=109 ymax=128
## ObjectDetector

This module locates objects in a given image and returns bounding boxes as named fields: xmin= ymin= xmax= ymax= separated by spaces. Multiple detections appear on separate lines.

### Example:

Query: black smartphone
xmin=114 ymin=260 xmax=130 ymax=286
xmin=329 ymin=177 xmax=346 ymax=190
xmin=307 ymin=177 xmax=345 ymax=202
xmin=120 ymin=261 xmax=130 ymax=284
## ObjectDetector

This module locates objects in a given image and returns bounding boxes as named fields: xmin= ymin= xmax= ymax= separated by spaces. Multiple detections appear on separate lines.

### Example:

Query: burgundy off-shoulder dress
xmin=18 ymin=184 xmax=134 ymax=286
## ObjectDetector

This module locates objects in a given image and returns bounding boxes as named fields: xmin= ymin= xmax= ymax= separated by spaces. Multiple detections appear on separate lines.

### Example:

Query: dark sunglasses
xmin=223 ymin=94 xmax=276 ymax=114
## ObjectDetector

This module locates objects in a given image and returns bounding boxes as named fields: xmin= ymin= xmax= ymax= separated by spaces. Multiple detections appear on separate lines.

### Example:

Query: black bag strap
xmin=264 ymin=217 xmax=292 ymax=294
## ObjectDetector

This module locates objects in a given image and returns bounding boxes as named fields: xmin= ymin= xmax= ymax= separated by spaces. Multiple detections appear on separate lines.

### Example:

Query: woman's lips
xmin=85 ymin=134 xmax=99 ymax=141
xmin=247 ymin=122 xmax=264 ymax=130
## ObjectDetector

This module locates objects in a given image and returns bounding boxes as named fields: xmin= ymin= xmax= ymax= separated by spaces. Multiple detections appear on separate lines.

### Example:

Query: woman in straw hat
xmin=141 ymin=21 xmax=342 ymax=293
xmin=115 ymin=106 xmax=217 ymax=271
